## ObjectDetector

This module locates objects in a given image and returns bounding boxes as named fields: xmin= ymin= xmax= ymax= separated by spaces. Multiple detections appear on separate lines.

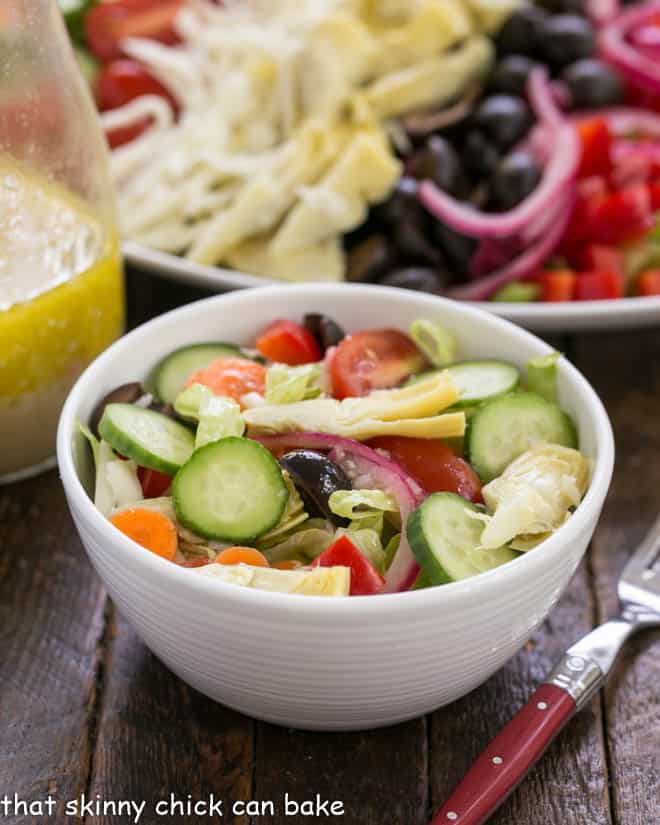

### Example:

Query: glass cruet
xmin=0 ymin=0 xmax=124 ymax=483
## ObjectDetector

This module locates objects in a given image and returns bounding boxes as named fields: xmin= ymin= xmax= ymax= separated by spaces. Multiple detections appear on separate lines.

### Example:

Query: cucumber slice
xmin=99 ymin=403 xmax=195 ymax=475
xmin=408 ymin=492 xmax=517 ymax=584
xmin=407 ymin=361 xmax=519 ymax=407
xmin=173 ymin=437 xmax=289 ymax=542
xmin=152 ymin=343 xmax=246 ymax=404
xmin=468 ymin=392 xmax=577 ymax=482
xmin=447 ymin=361 xmax=520 ymax=408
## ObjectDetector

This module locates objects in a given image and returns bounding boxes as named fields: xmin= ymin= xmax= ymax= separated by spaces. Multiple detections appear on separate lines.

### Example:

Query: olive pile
xmin=346 ymin=0 xmax=625 ymax=293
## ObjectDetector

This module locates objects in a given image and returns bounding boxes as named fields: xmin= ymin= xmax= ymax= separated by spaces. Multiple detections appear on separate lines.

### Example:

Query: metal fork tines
xmin=618 ymin=512 xmax=660 ymax=616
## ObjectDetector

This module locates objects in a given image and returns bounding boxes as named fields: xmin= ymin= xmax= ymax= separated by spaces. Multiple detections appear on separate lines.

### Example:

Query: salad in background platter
xmin=62 ymin=0 xmax=660 ymax=304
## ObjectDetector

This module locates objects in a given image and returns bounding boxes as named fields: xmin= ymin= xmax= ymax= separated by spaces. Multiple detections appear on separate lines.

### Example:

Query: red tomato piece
xmin=96 ymin=59 xmax=177 ymax=113
xmin=586 ymin=184 xmax=653 ymax=245
xmin=635 ymin=269 xmax=660 ymax=296
xmin=256 ymin=320 xmax=321 ymax=366
xmin=85 ymin=0 xmax=184 ymax=62
xmin=539 ymin=270 xmax=577 ymax=302
xmin=367 ymin=436 xmax=482 ymax=503
xmin=312 ymin=536 xmax=385 ymax=596
xmin=329 ymin=329 xmax=426 ymax=399
xmin=137 ymin=466 xmax=173 ymax=498
xmin=105 ymin=119 xmax=151 ymax=149
xmin=579 ymin=245 xmax=625 ymax=284
xmin=574 ymin=271 xmax=624 ymax=301
xmin=648 ymin=181 xmax=660 ymax=211
xmin=576 ymin=118 xmax=612 ymax=179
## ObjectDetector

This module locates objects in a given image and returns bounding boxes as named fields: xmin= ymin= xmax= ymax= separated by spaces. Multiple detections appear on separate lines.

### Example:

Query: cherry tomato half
xmin=574 ymin=270 xmax=624 ymax=301
xmin=329 ymin=329 xmax=426 ymax=399
xmin=256 ymin=320 xmax=321 ymax=366
xmin=96 ymin=59 xmax=177 ymax=112
xmin=85 ymin=0 xmax=184 ymax=63
xmin=367 ymin=436 xmax=482 ymax=503
xmin=538 ymin=270 xmax=577 ymax=303
xmin=137 ymin=466 xmax=173 ymax=498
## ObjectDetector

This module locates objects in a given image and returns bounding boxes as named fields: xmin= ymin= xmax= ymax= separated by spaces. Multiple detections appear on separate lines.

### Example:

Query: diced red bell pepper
xmin=648 ymin=181 xmax=660 ymax=211
xmin=636 ymin=269 xmax=660 ymax=296
xmin=137 ymin=467 xmax=173 ymax=498
xmin=256 ymin=320 xmax=321 ymax=365
xmin=539 ymin=270 xmax=577 ymax=302
xmin=579 ymin=245 xmax=626 ymax=285
xmin=576 ymin=118 xmax=613 ymax=179
xmin=585 ymin=184 xmax=653 ymax=245
xmin=312 ymin=535 xmax=385 ymax=596
xmin=574 ymin=271 xmax=624 ymax=301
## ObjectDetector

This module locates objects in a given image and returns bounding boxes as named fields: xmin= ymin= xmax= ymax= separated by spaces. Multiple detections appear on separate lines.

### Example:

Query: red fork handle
xmin=429 ymin=684 xmax=577 ymax=825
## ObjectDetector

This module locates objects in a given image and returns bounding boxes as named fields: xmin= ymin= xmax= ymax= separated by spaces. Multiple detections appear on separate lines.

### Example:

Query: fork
xmin=429 ymin=513 xmax=660 ymax=825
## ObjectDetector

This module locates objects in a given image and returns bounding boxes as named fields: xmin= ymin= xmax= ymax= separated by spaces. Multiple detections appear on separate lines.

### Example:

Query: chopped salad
xmin=60 ymin=0 xmax=660 ymax=302
xmin=81 ymin=314 xmax=590 ymax=597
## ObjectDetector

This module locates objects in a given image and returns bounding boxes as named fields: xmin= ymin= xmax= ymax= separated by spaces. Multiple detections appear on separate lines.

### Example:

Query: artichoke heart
xmin=243 ymin=372 xmax=465 ymax=441
xmin=194 ymin=563 xmax=350 ymax=596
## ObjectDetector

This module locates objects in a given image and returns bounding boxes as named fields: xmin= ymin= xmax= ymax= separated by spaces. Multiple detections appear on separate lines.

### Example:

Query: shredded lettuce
xmin=265 ymin=362 xmax=323 ymax=405
xmin=527 ymin=352 xmax=560 ymax=403
xmin=112 ymin=496 xmax=176 ymax=520
xmin=93 ymin=439 xmax=143 ymax=517
xmin=329 ymin=489 xmax=397 ymax=520
xmin=383 ymin=533 xmax=401 ymax=570
xmin=257 ymin=472 xmax=308 ymax=547
xmin=261 ymin=521 xmax=336 ymax=564
xmin=409 ymin=319 xmax=457 ymax=368
xmin=335 ymin=526 xmax=386 ymax=572
xmin=174 ymin=383 xmax=244 ymax=448
xmin=474 ymin=444 xmax=590 ymax=550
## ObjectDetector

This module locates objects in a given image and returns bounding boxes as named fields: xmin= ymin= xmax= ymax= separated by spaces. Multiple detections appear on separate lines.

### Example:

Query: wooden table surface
xmin=1 ymin=269 xmax=659 ymax=825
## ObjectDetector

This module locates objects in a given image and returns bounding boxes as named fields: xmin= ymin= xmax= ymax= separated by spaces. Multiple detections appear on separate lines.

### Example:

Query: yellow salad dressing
xmin=0 ymin=161 xmax=124 ymax=479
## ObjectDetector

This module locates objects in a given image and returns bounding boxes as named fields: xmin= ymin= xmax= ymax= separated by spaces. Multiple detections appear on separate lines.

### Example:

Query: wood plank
xmin=573 ymin=329 xmax=660 ymax=825
xmin=84 ymin=610 xmax=255 ymax=825
xmin=0 ymin=472 xmax=106 ymax=824
xmin=253 ymin=717 xmax=428 ymax=824
xmin=428 ymin=561 xmax=612 ymax=825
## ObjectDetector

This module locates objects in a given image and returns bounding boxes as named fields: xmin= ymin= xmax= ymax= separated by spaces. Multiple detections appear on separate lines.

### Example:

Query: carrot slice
xmin=216 ymin=547 xmax=269 ymax=567
xmin=186 ymin=357 xmax=266 ymax=407
xmin=272 ymin=559 xmax=304 ymax=570
xmin=110 ymin=508 xmax=178 ymax=561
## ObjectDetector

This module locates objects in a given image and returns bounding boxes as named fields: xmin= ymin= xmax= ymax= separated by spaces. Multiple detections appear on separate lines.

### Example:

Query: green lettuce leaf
xmin=265 ymin=362 xmax=323 ymax=405
xmin=174 ymin=383 xmax=245 ymax=448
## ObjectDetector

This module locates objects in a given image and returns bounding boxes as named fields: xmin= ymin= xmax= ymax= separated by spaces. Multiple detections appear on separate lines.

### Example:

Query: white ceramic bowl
xmin=57 ymin=285 xmax=614 ymax=731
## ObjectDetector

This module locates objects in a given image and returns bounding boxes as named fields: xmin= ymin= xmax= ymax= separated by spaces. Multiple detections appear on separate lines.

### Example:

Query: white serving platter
xmin=124 ymin=241 xmax=660 ymax=333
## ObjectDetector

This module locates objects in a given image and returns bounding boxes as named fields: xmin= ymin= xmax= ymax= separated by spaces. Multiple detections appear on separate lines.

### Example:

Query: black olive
xmin=393 ymin=221 xmax=443 ymax=266
xmin=431 ymin=223 xmax=478 ymax=277
xmin=279 ymin=450 xmax=352 ymax=526
xmin=303 ymin=313 xmax=346 ymax=351
xmin=462 ymin=130 xmax=501 ymax=179
xmin=536 ymin=0 xmax=586 ymax=12
xmin=472 ymin=95 xmax=533 ymax=152
xmin=378 ymin=267 xmax=451 ymax=293
xmin=495 ymin=6 xmax=549 ymax=56
xmin=346 ymin=234 xmax=393 ymax=282
xmin=561 ymin=59 xmax=624 ymax=109
xmin=408 ymin=136 xmax=470 ymax=198
xmin=490 ymin=55 xmax=537 ymax=97
xmin=372 ymin=176 xmax=420 ymax=226
xmin=90 ymin=382 xmax=145 ymax=436
xmin=488 ymin=152 xmax=543 ymax=212
xmin=540 ymin=14 xmax=596 ymax=68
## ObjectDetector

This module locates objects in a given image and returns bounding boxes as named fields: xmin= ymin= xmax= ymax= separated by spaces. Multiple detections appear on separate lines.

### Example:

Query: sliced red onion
xmin=601 ymin=107 xmax=660 ymax=138
xmin=601 ymin=1 xmax=660 ymax=94
xmin=402 ymin=83 xmax=482 ymax=136
xmin=447 ymin=193 xmax=576 ymax=301
xmin=254 ymin=433 xmax=425 ymax=593
xmin=420 ymin=125 xmax=578 ymax=240
xmin=586 ymin=0 xmax=620 ymax=26
xmin=528 ymin=68 xmax=564 ymax=128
